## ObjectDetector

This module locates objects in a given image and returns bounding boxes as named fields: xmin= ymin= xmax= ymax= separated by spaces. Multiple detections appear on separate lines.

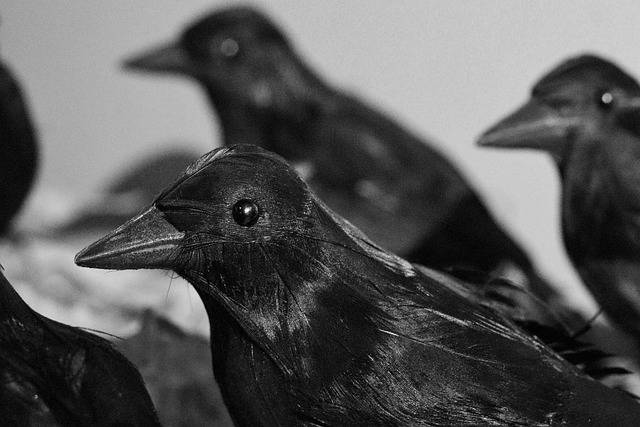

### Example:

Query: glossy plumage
xmin=122 ymin=6 xmax=550 ymax=292
xmin=478 ymin=54 xmax=640 ymax=342
xmin=0 ymin=268 xmax=160 ymax=426
xmin=0 ymin=60 xmax=38 ymax=235
xmin=76 ymin=145 xmax=640 ymax=426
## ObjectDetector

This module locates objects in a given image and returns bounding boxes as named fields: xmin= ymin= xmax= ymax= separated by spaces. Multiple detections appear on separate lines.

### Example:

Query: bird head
xmin=123 ymin=7 xmax=324 ymax=115
xmin=75 ymin=144 xmax=318 ymax=273
xmin=75 ymin=145 xmax=414 ymax=376
xmin=478 ymin=54 xmax=640 ymax=162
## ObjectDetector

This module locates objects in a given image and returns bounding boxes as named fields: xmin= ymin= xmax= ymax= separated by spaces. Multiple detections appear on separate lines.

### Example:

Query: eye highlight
xmin=598 ymin=90 xmax=614 ymax=109
xmin=220 ymin=38 xmax=239 ymax=57
xmin=232 ymin=199 xmax=260 ymax=226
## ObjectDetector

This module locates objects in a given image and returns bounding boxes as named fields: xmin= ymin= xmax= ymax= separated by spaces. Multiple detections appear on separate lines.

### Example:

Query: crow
xmin=478 ymin=54 xmax=640 ymax=344
xmin=77 ymin=144 xmax=640 ymax=426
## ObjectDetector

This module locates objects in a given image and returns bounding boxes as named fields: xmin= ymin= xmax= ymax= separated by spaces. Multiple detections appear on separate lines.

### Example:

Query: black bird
xmin=76 ymin=145 xmax=640 ymax=426
xmin=478 ymin=54 xmax=640 ymax=343
xmin=0 ymin=268 xmax=161 ymax=426
xmin=0 ymin=59 xmax=38 ymax=235
xmin=122 ymin=6 xmax=551 ymax=295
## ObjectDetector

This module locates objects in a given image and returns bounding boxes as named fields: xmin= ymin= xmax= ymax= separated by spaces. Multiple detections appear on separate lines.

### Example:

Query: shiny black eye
xmin=220 ymin=38 xmax=239 ymax=58
xmin=232 ymin=199 xmax=260 ymax=226
xmin=598 ymin=90 xmax=614 ymax=109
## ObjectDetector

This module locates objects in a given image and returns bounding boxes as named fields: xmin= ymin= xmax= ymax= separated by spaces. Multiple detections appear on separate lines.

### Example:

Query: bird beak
xmin=123 ymin=41 xmax=191 ymax=74
xmin=74 ymin=206 xmax=184 ymax=270
xmin=615 ymin=95 xmax=640 ymax=115
xmin=477 ymin=98 xmax=580 ymax=151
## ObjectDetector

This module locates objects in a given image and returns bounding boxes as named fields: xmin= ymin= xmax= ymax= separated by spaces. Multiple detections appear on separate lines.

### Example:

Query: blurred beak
xmin=615 ymin=95 xmax=640 ymax=116
xmin=123 ymin=41 xmax=192 ymax=74
xmin=75 ymin=206 xmax=184 ymax=270
xmin=478 ymin=98 xmax=581 ymax=151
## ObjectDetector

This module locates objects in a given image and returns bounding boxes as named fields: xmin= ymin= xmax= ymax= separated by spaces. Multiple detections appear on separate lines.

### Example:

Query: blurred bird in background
xmin=53 ymin=148 xmax=201 ymax=235
xmin=0 ymin=56 xmax=38 ymax=236
xmin=0 ymin=267 xmax=161 ymax=426
xmin=77 ymin=145 xmax=640 ymax=426
xmin=479 ymin=54 xmax=640 ymax=354
xmin=122 ymin=6 xmax=557 ymax=302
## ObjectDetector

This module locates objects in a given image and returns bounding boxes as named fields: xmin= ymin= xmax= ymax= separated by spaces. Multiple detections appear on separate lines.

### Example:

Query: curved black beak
xmin=75 ymin=206 xmax=184 ymax=270
xmin=123 ymin=41 xmax=192 ymax=74
xmin=478 ymin=98 xmax=582 ymax=152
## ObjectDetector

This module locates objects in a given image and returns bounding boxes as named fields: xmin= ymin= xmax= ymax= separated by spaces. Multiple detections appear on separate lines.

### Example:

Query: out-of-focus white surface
xmin=0 ymin=229 xmax=210 ymax=336
xmin=2 ymin=1 xmax=640 ymax=323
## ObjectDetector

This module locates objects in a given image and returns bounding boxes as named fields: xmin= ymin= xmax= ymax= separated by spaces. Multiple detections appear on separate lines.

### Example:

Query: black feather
xmin=0 ymin=268 xmax=161 ymax=426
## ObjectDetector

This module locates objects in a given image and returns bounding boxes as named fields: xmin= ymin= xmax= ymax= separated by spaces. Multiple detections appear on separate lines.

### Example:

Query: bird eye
xmin=220 ymin=38 xmax=239 ymax=58
xmin=232 ymin=199 xmax=260 ymax=226
xmin=598 ymin=90 xmax=614 ymax=109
